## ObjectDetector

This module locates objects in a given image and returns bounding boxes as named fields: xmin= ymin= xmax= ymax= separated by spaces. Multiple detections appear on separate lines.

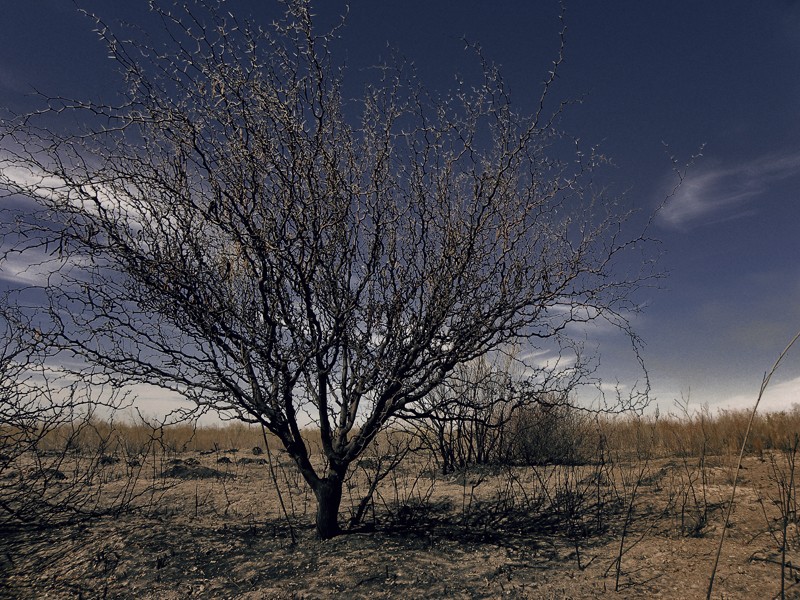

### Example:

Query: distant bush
xmin=504 ymin=403 xmax=598 ymax=465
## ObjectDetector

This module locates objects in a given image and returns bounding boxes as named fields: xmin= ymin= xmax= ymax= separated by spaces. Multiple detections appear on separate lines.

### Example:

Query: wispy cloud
xmin=0 ymin=247 xmax=91 ymax=287
xmin=518 ymin=348 xmax=577 ymax=373
xmin=0 ymin=250 xmax=57 ymax=286
xmin=714 ymin=375 xmax=800 ymax=414
xmin=657 ymin=152 xmax=800 ymax=230
xmin=1 ymin=152 xmax=153 ymax=241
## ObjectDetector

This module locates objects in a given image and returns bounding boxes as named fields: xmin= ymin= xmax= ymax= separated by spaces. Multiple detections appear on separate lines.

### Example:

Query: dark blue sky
xmin=2 ymin=1 xmax=800 ymax=414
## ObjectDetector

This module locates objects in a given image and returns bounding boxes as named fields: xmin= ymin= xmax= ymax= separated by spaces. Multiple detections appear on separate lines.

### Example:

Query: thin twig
xmin=261 ymin=426 xmax=296 ymax=545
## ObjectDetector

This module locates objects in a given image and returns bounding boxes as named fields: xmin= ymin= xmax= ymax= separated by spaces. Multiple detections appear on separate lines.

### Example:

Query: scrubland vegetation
xmin=4 ymin=404 xmax=800 ymax=598
xmin=21 ymin=402 xmax=800 ymax=463
xmin=0 ymin=1 xmax=797 ymax=597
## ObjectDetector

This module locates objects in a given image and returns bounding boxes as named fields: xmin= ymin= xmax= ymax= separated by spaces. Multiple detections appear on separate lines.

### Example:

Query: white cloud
xmin=519 ymin=348 xmax=577 ymax=373
xmin=657 ymin=152 xmax=800 ymax=230
xmin=1 ymin=153 xmax=150 ymax=232
xmin=0 ymin=245 xmax=92 ymax=287
xmin=1 ymin=163 xmax=71 ymax=203
xmin=1 ymin=249 xmax=63 ymax=286
xmin=711 ymin=375 xmax=800 ymax=414
xmin=549 ymin=302 xmax=635 ymax=337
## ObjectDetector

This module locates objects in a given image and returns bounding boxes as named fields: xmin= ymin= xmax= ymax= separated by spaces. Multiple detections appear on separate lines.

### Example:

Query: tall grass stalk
xmin=707 ymin=329 xmax=800 ymax=600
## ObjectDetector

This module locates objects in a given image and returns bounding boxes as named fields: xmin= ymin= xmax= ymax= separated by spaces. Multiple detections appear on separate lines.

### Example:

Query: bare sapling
xmin=756 ymin=434 xmax=800 ymax=599
xmin=604 ymin=417 xmax=657 ymax=592
xmin=671 ymin=397 xmax=712 ymax=537
xmin=347 ymin=431 xmax=414 ymax=529
xmin=261 ymin=425 xmax=296 ymax=544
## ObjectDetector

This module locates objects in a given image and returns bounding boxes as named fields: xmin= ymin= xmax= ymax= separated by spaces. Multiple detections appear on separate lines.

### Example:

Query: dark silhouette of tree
xmin=0 ymin=1 xmax=656 ymax=538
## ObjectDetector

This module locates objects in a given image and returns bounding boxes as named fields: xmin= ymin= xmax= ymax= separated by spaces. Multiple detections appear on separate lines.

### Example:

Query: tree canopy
xmin=0 ymin=0 xmax=657 ymax=537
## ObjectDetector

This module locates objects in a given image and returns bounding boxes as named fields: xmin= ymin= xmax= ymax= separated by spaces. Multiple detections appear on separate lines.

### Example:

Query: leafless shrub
xmin=412 ymin=355 xmax=602 ymax=474
xmin=609 ymin=463 xmax=651 ymax=589
xmin=506 ymin=402 xmax=598 ymax=466
xmin=0 ymin=308 xmax=167 ymax=527
xmin=410 ymin=357 xmax=522 ymax=474
xmin=756 ymin=435 xmax=800 ymax=599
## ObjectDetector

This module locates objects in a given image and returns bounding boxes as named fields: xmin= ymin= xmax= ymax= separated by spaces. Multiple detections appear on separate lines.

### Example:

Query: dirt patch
xmin=2 ymin=454 xmax=799 ymax=599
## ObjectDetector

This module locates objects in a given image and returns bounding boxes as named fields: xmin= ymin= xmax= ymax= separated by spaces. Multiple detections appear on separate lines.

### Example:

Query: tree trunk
xmin=313 ymin=475 xmax=344 ymax=539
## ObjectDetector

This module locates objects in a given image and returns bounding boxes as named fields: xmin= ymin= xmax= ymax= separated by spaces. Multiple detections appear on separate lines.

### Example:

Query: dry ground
xmin=1 ymin=451 xmax=798 ymax=599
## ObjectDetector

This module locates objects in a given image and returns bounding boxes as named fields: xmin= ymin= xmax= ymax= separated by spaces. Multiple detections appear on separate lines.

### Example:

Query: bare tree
xmin=0 ymin=1 xmax=656 ymax=538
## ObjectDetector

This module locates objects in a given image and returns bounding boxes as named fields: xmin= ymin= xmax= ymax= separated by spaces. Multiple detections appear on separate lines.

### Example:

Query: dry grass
xmin=0 ymin=446 xmax=794 ymax=598
xmin=4 ymin=407 xmax=800 ymax=598
xmin=601 ymin=405 xmax=800 ymax=460
xmin=25 ymin=404 xmax=800 ymax=462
